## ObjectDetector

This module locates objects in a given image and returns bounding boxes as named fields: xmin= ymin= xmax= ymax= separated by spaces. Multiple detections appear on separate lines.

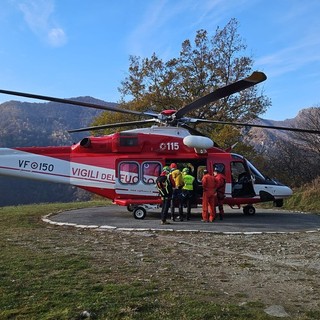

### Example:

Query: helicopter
xmin=0 ymin=71 xmax=319 ymax=219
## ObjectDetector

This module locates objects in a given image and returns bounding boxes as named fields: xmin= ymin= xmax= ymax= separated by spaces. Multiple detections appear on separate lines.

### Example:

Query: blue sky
xmin=0 ymin=0 xmax=319 ymax=121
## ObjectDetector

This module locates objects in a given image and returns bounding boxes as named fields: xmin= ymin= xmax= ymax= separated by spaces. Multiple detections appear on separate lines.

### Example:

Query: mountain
xmin=0 ymin=97 xmax=115 ymax=206
xmin=0 ymin=97 xmax=116 ymax=147
xmin=244 ymin=108 xmax=319 ymax=153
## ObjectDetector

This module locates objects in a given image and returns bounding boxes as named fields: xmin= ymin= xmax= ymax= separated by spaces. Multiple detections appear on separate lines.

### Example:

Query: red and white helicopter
xmin=0 ymin=72 xmax=319 ymax=219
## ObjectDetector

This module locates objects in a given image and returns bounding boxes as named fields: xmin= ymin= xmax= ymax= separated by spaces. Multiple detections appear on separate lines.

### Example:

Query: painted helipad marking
xmin=42 ymin=213 xmax=320 ymax=235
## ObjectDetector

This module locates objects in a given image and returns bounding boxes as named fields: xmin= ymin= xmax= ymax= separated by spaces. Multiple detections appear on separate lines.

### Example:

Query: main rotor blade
xmin=0 ymin=89 xmax=147 ymax=117
xmin=180 ymin=124 xmax=206 ymax=137
xmin=68 ymin=118 xmax=158 ymax=133
xmin=193 ymin=119 xmax=320 ymax=134
xmin=174 ymin=71 xmax=267 ymax=119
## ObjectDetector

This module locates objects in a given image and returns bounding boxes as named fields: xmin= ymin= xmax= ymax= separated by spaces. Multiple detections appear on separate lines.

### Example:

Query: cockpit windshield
xmin=246 ymin=159 xmax=266 ymax=181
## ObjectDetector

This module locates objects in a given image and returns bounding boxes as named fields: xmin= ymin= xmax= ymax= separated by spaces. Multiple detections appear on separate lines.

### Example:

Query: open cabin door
xmin=166 ymin=158 xmax=207 ymax=205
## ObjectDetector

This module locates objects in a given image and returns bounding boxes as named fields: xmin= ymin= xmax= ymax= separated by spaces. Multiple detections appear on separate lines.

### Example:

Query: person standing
xmin=169 ymin=163 xmax=184 ymax=221
xmin=213 ymin=165 xmax=226 ymax=220
xmin=156 ymin=166 xmax=172 ymax=224
xmin=201 ymin=169 xmax=217 ymax=222
xmin=182 ymin=167 xmax=195 ymax=220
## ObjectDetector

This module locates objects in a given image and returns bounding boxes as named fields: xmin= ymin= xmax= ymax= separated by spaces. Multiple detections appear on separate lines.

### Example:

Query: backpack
xmin=156 ymin=175 xmax=172 ymax=197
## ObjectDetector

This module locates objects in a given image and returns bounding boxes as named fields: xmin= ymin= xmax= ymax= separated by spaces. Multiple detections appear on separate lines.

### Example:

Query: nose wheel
xmin=133 ymin=206 xmax=147 ymax=219
xmin=243 ymin=205 xmax=256 ymax=215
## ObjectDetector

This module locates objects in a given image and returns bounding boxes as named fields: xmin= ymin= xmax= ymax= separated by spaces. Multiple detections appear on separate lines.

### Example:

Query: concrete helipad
xmin=44 ymin=205 xmax=320 ymax=234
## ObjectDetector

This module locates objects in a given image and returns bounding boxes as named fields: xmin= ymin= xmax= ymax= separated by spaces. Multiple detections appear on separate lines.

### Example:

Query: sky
xmin=0 ymin=0 xmax=320 ymax=121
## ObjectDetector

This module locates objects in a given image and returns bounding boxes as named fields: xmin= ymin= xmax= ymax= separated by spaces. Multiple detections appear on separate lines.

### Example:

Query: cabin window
xmin=118 ymin=161 xmax=139 ymax=185
xmin=142 ymin=162 xmax=162 ymax=184
xmin=197 ymin=165 xmax=207 ymax=182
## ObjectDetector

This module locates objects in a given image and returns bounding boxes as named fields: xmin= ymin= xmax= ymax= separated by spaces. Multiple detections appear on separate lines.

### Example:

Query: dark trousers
xmin=161 ymin=197 xmax=171 ymax=222
xmin=171 ymin=189 xmax=183 ymax=220
xmin=182 ymin=190 xmax=193 ymax=219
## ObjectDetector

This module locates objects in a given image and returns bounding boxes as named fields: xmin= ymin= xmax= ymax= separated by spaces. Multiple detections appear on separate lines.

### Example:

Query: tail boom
xmin=0 ymin=147 xmax=115 ymax=189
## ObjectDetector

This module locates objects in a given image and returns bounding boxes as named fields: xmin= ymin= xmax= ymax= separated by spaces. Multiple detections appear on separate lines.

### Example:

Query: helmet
xmin=170 ymin=163 xmax=177 ymax=169
xmin=163 ymin=165 xmax=170 ymax=172
xmin=162 ymin=166 xmax=170 ymax=174
xmin=182 ymin=168 xmax=190 ymax=174
xmin=214 ymin=164 xmax=224 ymax=173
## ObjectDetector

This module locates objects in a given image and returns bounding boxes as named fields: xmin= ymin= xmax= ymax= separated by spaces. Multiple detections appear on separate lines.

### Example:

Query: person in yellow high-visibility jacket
xmin=169 ymin=163 xmax=184 ymax=221
xmin=182 ymin=167 xmax=195 ymax=220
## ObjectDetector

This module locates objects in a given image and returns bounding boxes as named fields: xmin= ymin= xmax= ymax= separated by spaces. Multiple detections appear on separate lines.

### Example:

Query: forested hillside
xmin=0 ymin=97 xmax=115 ymax=147
xmin=0 ymin=97 xmax=112 ymax=206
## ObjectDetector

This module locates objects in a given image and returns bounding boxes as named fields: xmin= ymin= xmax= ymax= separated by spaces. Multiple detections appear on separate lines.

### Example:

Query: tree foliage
xmin=92 ymin=18 xmax=271 ymax=143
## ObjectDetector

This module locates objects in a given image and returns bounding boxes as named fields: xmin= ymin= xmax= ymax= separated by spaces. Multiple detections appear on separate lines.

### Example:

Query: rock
xmin=264 ymin=305 xmax=290 ymax=317
xmin=80 ymin=310 xmax=91 ymax=319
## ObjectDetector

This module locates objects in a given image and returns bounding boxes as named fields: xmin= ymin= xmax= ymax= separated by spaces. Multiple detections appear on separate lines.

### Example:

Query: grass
xmin=259 ymin=177 xmax=320 ymax=214
xmin=282 ymin=177 xmax=320 ymax=213
xmin=0 ymin=200 xmax=319 ymax=319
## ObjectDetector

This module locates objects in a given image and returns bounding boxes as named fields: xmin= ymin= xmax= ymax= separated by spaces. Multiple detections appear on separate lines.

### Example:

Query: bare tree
xmin=258 ymin=107 xmax=320 ymax=187
xmin=292 ymin=107 xmax=320 ymax=154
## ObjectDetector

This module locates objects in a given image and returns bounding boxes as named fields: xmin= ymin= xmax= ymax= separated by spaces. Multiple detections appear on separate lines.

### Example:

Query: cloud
xmin=17 ymin=0 xmax=67 ymax=47
xmin=254 ymin=1 xmax=320 ymax=78
xmin=48 ymin=27 xmax=67 ymax=47
xmin=126 ymin=0 xmax=253 ymax=58
xmin=256 ymin=35 xmax=320 ymax=78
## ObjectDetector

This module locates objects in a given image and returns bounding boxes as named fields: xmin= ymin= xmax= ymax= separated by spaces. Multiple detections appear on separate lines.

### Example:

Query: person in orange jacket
xmin=201 ymin=169 xmax=217 ymax=222
xmin=213 ymin=164 xmax=226 ymax=220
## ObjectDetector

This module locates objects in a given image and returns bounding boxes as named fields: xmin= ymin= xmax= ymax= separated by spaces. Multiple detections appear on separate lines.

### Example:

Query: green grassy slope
xmin=283 ymin=177 xmax=320 ymax=213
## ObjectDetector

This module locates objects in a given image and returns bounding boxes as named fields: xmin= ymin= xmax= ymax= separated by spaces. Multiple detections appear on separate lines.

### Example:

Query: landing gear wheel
xmin=243 ymin=205 xmax=256 ymax=215
xmin=133 ymin=206 xmax=146 ymax=220
xmin=127 ymin=204 xmax=135 ymax=212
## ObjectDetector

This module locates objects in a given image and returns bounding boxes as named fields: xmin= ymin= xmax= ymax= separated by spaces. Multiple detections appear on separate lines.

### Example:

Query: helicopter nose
xmin=281 ymin=185 xmax=293 ymax=198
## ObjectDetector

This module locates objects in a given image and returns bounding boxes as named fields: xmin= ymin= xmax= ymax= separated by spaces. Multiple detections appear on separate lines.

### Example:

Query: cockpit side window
xmin=231 ymin=162 xmax=248 ymax=183
xmin=231 ymin=161 xmax=255 ymax=198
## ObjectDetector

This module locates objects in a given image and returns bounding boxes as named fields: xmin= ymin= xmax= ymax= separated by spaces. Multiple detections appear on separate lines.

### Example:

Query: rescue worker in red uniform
xmin=201 ymin=169 xmax=217 ymax=222
xmin=213 ymin=164 xmax=226 ymax=220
